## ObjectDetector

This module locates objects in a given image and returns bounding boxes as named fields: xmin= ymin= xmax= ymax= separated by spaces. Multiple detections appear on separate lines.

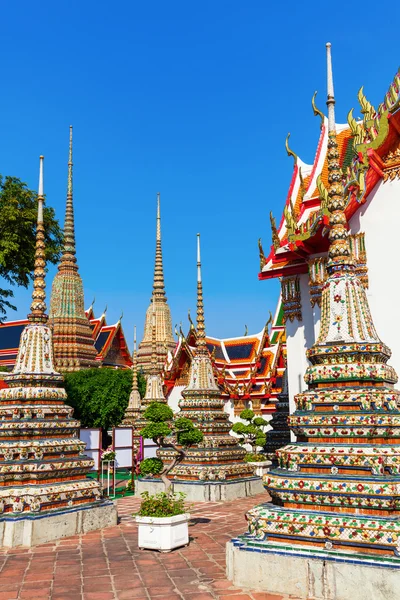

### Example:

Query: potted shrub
xmin=136 ymin=402 xmax=203 ymax=552
xmin=232 ymin=409 xmax=271 ymax=477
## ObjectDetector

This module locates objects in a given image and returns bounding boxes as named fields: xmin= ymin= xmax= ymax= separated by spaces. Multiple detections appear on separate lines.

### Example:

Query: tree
xmin=232 ymin=409 xmax=269 ymax=454
xmin=0 ymin=175 xmax=63 ymax=317
xmin=139 ymin=403 xmax=203 ymax=495
xmin=63 ymin=367 xmax=146 ymax=431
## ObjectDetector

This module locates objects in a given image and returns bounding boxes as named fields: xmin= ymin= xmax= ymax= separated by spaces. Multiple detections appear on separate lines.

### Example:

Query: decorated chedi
xmin=137 ymin=193 xmax=175 ymax=374
xmin=49 ymin=127 xmax=98 ymax=371
xmin=159 ymin=234 xmax=261 ymax=501
xmin=0 ymin=157 xmax=116 ymax=548
xmin=228 ymin=44 xmax=400 ymax=600
xmin=121 ymin=325 xmax=142 ymax=427
xmin=134 ymin=305 xmax=168 ymax=433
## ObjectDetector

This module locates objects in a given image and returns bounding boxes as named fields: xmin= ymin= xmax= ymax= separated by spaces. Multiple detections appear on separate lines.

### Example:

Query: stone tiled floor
xmin=0 ymin=493 xmax=301 ymax=600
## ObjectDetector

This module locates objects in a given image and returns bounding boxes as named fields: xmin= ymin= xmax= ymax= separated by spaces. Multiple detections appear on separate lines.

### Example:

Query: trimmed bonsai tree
xmin=231 ymin=408 xmax=269 ymax=459
xmin=139 ymin=402 xmax=203 ymax=496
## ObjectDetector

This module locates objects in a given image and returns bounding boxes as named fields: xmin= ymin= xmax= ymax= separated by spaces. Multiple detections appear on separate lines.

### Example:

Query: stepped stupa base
xmin=227 ymin=538 xmax=400 ymax=600
xmin=0 ymin=501 xmax=117 ymax=548
xmin=137 ymin=476 xmax=263 ymax=501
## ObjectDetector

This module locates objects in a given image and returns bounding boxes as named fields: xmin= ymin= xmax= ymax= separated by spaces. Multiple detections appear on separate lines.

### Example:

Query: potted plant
xmin=231 ymin=409 xmax=271 ymax=477
xmin=136 ymin=402 xmax=203 ymax=552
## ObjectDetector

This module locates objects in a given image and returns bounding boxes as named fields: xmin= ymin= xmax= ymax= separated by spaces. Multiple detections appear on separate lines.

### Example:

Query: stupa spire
xmin=196 ymin=233 xmax=207 ymax=352
xmin=28 ymin=156 xmax=47 ymax=324
xmin=121 ymin=325 xmax=142 ymax=426
xmin=325 ymin=43 xmax=353 ymax=273
xmin=150 ymin=302 xmax=157 ymax=373
xmin=49 ymin=127 xmax=98 ymax=370
xmin=137 ymin=193 xmax=175 ymax=374
xmin=59 ymin=125 xmax=77 ymax=272
xmin=152 ymin=192 xmax=166 ymax=301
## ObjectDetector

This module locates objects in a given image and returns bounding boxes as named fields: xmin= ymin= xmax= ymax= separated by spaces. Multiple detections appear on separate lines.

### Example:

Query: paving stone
xmin=0 ymin=492 xmax=278 ymax=600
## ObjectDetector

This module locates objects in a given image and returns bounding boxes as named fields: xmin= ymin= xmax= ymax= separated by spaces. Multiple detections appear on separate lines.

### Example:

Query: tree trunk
xmin=159 ymin=438 xmax=185 ymax=496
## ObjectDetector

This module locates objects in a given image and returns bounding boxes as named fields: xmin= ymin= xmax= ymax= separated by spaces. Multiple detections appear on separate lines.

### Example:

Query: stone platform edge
xmin=136 ymin=476 xmax=263 ymax=501
xmin=226 ymin=538 xmax=400 ymax=600
xmin=0 ymin=500 xmax=117 ymax=547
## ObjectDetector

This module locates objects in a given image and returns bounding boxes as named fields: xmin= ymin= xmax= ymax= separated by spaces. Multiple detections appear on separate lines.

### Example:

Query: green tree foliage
xmin=139 ymin=402 xmax=203 ymax=494
xmin=64 ymin=367 xmax=146 ymax=430
xmin=232 ymin=409 xmax=269 ymax=454
xmin=0 ymin=175 xmax=63 ymax=317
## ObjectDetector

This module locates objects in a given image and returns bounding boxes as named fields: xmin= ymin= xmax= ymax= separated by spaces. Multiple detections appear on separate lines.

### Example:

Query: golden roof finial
xmin=29 ymin=156 xmax=48 ymax=323
xmin=152 ymin=192 xmax=167 ymax=301
xmin=312 ymin=91 xmax=325 ymax=129
xmin=325 ymin=42 xmax=353 ymax=272
xmin=269 ymin=212 xmax=280 ymax=250
xmin=285 ymin=133 xmax=298 ymax=165
xmin=196 ymin=233 xmax=207 ymax=353
xmin=59 ymin=125 xmax=78 ymax=272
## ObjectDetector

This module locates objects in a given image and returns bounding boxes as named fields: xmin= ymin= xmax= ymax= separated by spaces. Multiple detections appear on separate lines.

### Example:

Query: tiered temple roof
xmin=258 ymin=64 xmax=400 ymax=286
xmin=164 ymin=297 xmax=286 ymax=416
xmin=0 ymin=308 xmax=132 ymax=371
xmin=49 ymin=127 xmax=98 ymax=371
xmin=167 ymin=234 xmax=255 ymax=483
xmin=137 ymin=193 xmax=176 ymax=374
xmin=240 ymin=44 xmax=400 ymax=559
xmin=0 ymin=157 xmax=106 ymax=523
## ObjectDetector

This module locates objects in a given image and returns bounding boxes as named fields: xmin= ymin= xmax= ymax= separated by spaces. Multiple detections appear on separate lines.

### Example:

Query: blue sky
xmin=0 ymin=1 xmax=399 ymax=346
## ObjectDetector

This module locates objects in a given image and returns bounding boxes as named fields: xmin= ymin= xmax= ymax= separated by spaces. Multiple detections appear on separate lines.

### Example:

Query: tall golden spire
xmin=196 ymin=233 xmax=207 ymax=354
xmin=59 ymin=125 xmax=78 ymax=272
xmin=150 ymin=302 xmax=157 ymax=373
xmin=29 ymin=156 xmax=48 ymax=324
xmin=325 ymin=43 xmax=353 ymax=273
xmin=152 ymin=192 xmax=166 ymax=301
xmin=131 ymin=325 xmax=139 ymax=396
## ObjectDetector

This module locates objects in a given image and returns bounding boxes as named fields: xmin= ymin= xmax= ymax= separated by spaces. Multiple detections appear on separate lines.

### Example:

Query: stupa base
xmin=227 ymin=537 xmax=400 ymax=600
xmin=137 ymin=476 xmax=263 ymax=501
xmin=0 ymin=500 xmax=117 ymax=548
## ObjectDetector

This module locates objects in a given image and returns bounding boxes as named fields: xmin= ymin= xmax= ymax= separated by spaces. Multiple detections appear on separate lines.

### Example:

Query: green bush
xmin=244 ymin=452 xmax=267 ymax=462
xmin=137 ymin=491 xmax=187 ymax=517
xmin=232 ymin=409 xmax=269 ymax=454
xmin=64 ymin=367 xmax=146 ymax=430
xmin=140 ymin=457 xmax=164 ymax=476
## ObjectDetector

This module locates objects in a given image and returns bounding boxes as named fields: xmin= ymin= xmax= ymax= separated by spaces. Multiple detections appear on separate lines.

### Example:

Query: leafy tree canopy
xmin=64 ymin=367 xmax=146 ymax=431
xmin=0 ymin=175 xmax=63 ymax=317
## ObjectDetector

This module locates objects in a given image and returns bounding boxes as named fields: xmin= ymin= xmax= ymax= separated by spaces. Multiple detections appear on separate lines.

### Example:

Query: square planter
xmin=136 ymin=513 xmax=190 ymax=552
xmin=248 ymin=460 xmax=271 ymax=478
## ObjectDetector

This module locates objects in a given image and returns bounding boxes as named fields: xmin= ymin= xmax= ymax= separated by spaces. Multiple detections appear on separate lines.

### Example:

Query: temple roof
xmin=0 ymin=310 xmax=132 ymax=370
xmin=164 ymin=296 xmax=286 ymax=407
xmin=259 ymin=68 xmax=400 ymax=280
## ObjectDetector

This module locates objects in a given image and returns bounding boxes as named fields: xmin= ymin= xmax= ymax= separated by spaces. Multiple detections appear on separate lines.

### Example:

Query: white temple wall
xmin=168 ymin=384 xmax=185 ymax=413
xmin=349 ymin=177 xmax=400 ymax=375
xmin=285 ymin=274 xmax=315 ymax=426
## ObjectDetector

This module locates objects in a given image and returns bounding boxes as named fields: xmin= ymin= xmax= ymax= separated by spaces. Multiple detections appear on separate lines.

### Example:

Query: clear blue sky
xmin=0 ymin=1 xmax=399 ymax=346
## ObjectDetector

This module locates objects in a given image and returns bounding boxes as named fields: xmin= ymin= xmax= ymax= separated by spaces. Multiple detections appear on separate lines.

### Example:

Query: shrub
xmin=232 ymin=409 xmax=269 ymax=454
xmin=139 ymin=401 xmax=203 ymax=496
xmin=137 ymin=491 xmax=187 ymax=518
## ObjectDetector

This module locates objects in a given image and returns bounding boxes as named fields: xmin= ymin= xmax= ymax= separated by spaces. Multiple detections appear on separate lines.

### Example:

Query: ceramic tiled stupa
xmin=0 ymin=157 xmax=117 ymax=548
xmin=138 ymin=235 xmax=262 ymax=501
xmin=121 ymin=326 xmax=142 ymax=427
xmin=227 ymin=44 xmax=400 ymax=600
xmin=49 ymin=127 xmax=98 ymax=371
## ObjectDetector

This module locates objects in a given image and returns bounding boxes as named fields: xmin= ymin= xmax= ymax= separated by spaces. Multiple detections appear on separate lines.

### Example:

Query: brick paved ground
xmin=0 ymin=492 xmax=301 ymax=600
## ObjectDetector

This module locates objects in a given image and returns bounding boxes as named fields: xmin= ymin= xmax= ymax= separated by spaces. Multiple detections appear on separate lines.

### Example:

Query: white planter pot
xmin=248 ymin=460 xmax=271 ymax=477
xmin=136 ymin=513 xmax=190 ymax=552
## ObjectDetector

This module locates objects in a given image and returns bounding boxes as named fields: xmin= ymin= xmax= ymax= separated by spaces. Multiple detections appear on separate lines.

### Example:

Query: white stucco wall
xmin=349 ymin=177 xmax=400 ymax=376
xmin=285 ymin=274 xmax=316 ymax=426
